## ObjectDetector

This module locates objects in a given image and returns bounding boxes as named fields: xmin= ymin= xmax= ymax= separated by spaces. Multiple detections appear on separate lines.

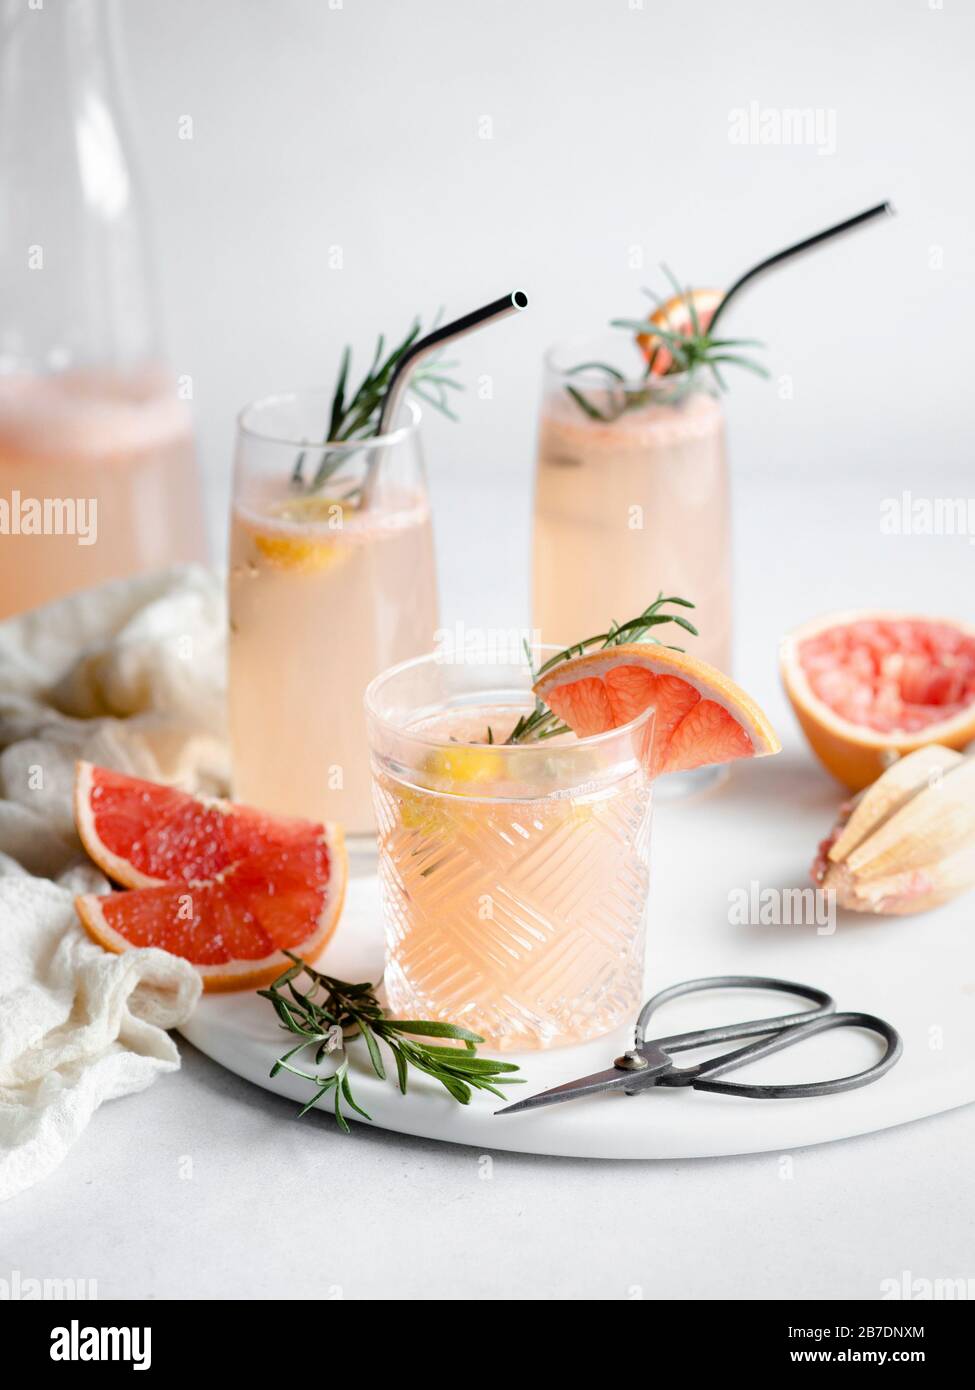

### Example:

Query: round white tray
xmin=181 ymin=760 xmax=975 ymax=1158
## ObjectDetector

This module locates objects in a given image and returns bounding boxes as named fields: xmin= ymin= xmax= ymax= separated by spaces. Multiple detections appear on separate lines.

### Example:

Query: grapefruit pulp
xmin=74 ymin=763 xmax=347 ymax=991
xmin=781 ymin=612 xmax=975 ymax=790
xmin=533 ymin=644 xmax=780 ymax=777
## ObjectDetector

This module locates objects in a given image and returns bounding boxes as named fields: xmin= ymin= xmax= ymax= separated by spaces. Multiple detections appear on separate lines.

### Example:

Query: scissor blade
xmin=495 ymin=1066 xmax=646 ymax=1116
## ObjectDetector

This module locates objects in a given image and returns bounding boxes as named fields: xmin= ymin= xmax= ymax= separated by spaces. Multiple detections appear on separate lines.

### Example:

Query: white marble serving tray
xmin=182 ymin=756 xmax=975 ymax=1158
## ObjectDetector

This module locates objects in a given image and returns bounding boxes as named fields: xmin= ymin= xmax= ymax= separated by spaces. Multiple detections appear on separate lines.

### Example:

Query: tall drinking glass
xmin=366 ymin=646 xmax=654 ymax=1050
xmin=229 ymin=395 xmax=438 ymax=840
xmin=533 ymin=337 xmax=731 ymax=796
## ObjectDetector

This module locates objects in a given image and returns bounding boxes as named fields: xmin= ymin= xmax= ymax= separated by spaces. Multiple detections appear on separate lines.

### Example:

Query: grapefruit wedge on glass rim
xmin=636 ymin=286 xmax=723 ymax=375
xmin=74 ymin=763 xmax=347 ymax=991
xmin=781 ymin=610 xmax=975 ymax=791
xmin=533 ymin=643 xmax=780 ymax=778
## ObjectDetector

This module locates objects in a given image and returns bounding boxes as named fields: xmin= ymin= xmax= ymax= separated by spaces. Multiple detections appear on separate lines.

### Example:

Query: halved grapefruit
xmin=781 ymin=612 xmax=975 ymax=791
xmin=637 ymin=287 xmax=722 ymax=375
xmin=74 ymin=763 xmax=347 ymax=991
xmin=533 ymin=644 xmax=780 ymax=777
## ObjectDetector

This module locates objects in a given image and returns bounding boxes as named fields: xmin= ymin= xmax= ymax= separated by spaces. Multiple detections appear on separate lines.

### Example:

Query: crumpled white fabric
xmin=0 ymin=566 xmax=227 ymax=1201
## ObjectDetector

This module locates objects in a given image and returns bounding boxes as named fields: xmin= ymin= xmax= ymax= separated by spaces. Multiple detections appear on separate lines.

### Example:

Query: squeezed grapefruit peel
xmin=814 ymin=745 xmax=975 ymax=915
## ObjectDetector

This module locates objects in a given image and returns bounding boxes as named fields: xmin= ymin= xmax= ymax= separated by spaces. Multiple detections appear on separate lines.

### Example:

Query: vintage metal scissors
xmin=496 ymin=975 xmax=902 ymax=1116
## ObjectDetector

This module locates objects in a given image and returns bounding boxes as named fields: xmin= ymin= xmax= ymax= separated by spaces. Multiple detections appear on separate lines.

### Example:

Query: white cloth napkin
xmin=0 ymin=566 xmax=228 ymax=1201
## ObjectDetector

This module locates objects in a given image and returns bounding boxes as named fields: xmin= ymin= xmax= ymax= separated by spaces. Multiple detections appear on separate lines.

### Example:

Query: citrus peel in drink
xmin=73 ymin=763 xmax=347 ymax=990
xmin=250 ymin=496 xmax=355 ymax=573
xmin=397 ymin=746 xmax=507 ymax=833
xmin=532 ymin=644 xmax=780 ymax=777
xmin=781 ymin=611 xmax=975 ymax=791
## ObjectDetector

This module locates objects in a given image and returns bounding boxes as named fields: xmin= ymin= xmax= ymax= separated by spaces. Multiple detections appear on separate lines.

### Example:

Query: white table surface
xmin=7 ymin=468 xmax=975 ymax=1300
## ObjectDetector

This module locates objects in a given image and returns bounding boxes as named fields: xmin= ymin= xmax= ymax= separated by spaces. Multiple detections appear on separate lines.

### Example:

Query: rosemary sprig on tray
xmin=258 ymin=952 xmax=521 ymax=1132
xmin=505 ymin=593 xmax=698 ymax=745
xmin=566 ymin=266 xmax=767 ymax=423
xmin=293 ymin=315 xmax=463 ymax=492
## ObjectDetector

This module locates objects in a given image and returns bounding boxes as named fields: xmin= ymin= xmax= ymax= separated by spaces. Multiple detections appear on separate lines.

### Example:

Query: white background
xmin=10 ymin=0 xmax=975 ymax=1302
xmin=122 ymin=0 xmax=974 ymax=626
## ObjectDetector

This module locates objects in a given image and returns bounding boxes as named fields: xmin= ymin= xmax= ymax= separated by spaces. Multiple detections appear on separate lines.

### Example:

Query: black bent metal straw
xmin=362 ymin=290 xmax=529 ymax=501
xmin=707 ymin=201 xmax=895 ymax=336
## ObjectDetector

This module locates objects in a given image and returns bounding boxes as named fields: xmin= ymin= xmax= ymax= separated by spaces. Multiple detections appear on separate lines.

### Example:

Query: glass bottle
xmin=0 ymin=0 xmax=205 ymax=619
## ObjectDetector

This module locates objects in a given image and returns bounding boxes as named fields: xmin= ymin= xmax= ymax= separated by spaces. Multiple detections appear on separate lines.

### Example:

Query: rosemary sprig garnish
xmin=258 ymin=952 xmax=521 ymax=1132
xmin=292 ymin=315 xmax=462 ymax=493
xmin=505 ymin=593 xmax=698 ymax=744
xmin=566 ymin=266 xmax=767 ymax=422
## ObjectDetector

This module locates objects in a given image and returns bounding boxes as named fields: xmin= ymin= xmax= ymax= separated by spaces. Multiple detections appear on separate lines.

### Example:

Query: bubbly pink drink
xmin=367 ymin=651 xmax=654 ymax=1050
xmin=228 ymin=394 xmax=439 ymax=838
xmin=228 ymin=494 xmax=437 ymax=834
xmin=534 ymin=372 xmax=731 ymax=672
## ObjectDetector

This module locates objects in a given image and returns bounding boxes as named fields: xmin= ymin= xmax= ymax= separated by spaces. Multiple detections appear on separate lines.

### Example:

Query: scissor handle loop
xmin=634 ymin=974 xmax=835 ymax=1050
xmin=682 ymin=1011 xmax=903 ymax=1099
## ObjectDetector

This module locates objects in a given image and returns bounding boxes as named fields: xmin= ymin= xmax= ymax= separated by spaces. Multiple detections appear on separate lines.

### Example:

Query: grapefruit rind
xmin=74 ymin=760 xmax=166 ymax=889
xmin=780 ymin=610 xmax=975 ymax=791
xmin=533 ymin=643 xmax=780 ymax=777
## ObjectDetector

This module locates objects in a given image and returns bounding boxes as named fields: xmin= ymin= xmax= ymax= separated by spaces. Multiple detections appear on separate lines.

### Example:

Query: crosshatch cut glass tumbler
xmin=365 ymin=647 xmax=655 ymax=1051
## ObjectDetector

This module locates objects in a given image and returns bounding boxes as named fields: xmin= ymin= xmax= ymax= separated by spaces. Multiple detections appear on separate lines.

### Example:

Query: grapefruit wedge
xmin=533 ymin=644 xmax=780 ymax=777
xmin=637 ymin=287 xmax=722 ymax=375
xmin=781 ymin=611 xmax=975 ymax=791
xmin=75 ymin=761 xmax=328 ymax=888
xmin=74 ymin=763 xmax=346 ymax=991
